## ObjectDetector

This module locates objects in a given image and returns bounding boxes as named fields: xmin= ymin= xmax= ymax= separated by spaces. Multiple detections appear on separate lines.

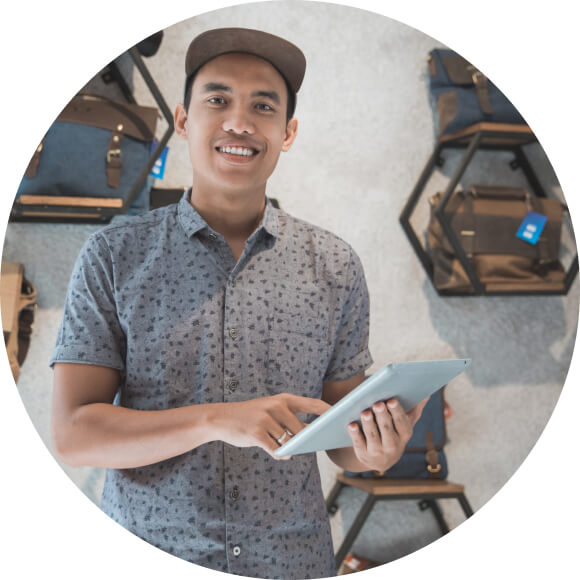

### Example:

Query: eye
xmin=208 ymin=96 xmax=226 ymax=105
xmin=256 ymin=103 xmax=275 ymax=112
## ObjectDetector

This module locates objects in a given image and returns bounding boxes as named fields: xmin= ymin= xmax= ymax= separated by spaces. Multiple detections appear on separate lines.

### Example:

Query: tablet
xmin=274 ymin=358 xmax=471 ymax=457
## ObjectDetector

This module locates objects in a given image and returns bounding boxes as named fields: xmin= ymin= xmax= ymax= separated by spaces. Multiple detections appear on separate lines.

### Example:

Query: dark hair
xmin=183 ymin=69 xmax=297 ymax=123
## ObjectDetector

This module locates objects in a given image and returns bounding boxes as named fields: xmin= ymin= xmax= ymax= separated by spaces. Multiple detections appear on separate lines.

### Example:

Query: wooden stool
xmin=399 ymin=122 xmax=578 ymax=295
xmin=326 ymin=472 xmax=474 ymax=568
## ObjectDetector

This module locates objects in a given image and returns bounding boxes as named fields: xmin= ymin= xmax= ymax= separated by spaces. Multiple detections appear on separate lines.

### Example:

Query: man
xmin=51 ymin=28 xmax=426 ymax=579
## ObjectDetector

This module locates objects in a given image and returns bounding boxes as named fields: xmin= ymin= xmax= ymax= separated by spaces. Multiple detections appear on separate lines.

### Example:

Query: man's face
xmin=176 ymin=52 xmax=298 ymax=197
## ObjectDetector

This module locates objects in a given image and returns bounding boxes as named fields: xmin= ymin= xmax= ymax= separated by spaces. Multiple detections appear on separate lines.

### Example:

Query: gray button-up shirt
xmin=51 ymin=191 xmax=373 ymax=579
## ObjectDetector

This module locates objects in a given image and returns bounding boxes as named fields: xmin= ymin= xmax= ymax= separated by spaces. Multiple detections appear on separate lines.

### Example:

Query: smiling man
xmin=50 ymin=28 xmax=425 ymax=579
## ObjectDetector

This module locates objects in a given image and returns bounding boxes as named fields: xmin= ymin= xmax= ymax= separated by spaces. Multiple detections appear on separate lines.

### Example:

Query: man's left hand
xmin=347 ymin=397 xmax=428 ymax=473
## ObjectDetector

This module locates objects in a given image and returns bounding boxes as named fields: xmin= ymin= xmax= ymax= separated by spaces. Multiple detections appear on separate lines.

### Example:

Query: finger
xmin=262 ymin=427 xmax=292 ymax=461
xmin=262 ymin=440 xmax=291 ymax=461
xmin=360 ymin=409 xmax=382 ymax=453
xmin=269 ymin=406 xmax=307 ymax=438
xmin=347 ymin=422 xmax=367 ymax=458
xmin=285 ymin=394 xmax=332 ymax=417
xmin=261 ymin=415 xmax=291 ymax=448
xmin=372 ymin=401 xmax=395 ymax=440
xmin=386 ymin=399 xmax=412 ymax=440
xmin=259 ymin=433 xmax=283 ymax=457
xmin=272 ymin=429 xmax=292 ymax=447
xmin=259 ymin=425 xmax=292 ymax=460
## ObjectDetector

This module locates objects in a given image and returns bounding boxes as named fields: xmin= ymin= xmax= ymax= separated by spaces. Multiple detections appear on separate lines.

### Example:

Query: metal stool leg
xmin=326 ymin=480 xmax=345 ymax=515
xmin=419 ymin=499 xmax=450 ymax=535
xmin=457 ymin=493 xmax=475 ymax=518
xmin=334 ymin=494 xmax=376 ymax=569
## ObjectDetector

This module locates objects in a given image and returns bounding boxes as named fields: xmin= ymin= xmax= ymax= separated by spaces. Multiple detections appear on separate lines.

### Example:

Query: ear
xmin=174 ymin=103 xmax=188 ymax=140
xmin=281 ymin=118 xmax=298 ymax=152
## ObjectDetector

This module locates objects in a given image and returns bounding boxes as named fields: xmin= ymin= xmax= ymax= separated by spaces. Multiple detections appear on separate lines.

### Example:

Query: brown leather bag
xmin=1 ymin=262 xmax=37 ymax=382
xmin=427 ymin=186 xmax=566 ymax=293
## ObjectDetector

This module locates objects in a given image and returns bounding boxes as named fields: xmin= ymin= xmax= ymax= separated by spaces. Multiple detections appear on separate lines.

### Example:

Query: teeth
xmin=219 ymin=146 xmax=255 ymax=156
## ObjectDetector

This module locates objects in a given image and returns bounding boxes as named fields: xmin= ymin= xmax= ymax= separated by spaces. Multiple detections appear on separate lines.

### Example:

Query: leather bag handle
xmin=468 ymin=185 xmax=530 ymax=201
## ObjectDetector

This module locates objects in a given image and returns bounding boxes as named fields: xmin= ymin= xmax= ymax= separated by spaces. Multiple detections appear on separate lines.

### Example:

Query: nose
xmin=222 ymin=103 xmax=254 ymax=135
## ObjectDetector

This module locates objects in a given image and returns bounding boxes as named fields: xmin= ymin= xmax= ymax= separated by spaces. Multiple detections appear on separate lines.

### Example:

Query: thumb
xmin=407 ymin=397 xmax=430 ymax=426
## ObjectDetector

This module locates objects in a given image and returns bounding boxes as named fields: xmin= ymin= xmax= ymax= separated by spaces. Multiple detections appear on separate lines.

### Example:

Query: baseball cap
xmin=185 ymin=27 xmax=306 ymax=93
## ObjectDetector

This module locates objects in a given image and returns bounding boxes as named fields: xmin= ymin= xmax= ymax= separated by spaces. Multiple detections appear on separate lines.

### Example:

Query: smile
xmin=217 ymin=146 xmax=257 ymax=157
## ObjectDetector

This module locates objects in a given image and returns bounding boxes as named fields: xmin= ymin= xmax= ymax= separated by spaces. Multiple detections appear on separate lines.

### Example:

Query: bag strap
xmin=106 ymin=124 xmax=125 ymax=188
xmin=440 ymin=54 xmax=494 ymax=116
xmin=471 ymin=70 xmax=493 ymax=115
xmin=425 ymin=432 xmax=442 ymax=478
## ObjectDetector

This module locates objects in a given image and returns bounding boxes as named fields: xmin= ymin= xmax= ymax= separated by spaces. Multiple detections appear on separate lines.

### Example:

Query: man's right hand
xmin=52 ymin=362 xmax=330 ymax=469
xmin=207 ymin=393 xmax=331 ymax=458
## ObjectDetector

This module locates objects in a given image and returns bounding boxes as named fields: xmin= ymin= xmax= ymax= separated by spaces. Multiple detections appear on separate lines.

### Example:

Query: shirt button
xmin=230 ymin=486 xmax=240 ymax=500
xmin=208 ymin=233 xmax=217 ymax=240
xmin=229 ymin=328 xmax=239 ymax=339
xmin=233 ymin=545 xmax=241 ymax=557
xmin=228 ymin=379 xmax=239 ymax=392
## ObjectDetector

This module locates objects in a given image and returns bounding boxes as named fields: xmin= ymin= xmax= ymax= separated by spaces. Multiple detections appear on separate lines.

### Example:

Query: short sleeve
xmin=324 ymin=247 xmax=373 ymax=381
xmin=50 ymin=232 xmax=125 ymax=370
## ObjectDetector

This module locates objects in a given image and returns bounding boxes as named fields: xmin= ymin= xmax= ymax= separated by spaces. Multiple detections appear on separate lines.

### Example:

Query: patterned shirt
xmin=51 ymin=191 xmax=373 ymax=579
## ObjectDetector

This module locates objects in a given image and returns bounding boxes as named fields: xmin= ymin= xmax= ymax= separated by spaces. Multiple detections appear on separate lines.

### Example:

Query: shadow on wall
xmin=422 ymin=278 xmax=578 ymax=388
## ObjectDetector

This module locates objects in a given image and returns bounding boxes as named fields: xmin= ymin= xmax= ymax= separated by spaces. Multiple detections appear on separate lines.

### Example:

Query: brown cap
xmin=185 ymin=27 xmax=306 ymax=93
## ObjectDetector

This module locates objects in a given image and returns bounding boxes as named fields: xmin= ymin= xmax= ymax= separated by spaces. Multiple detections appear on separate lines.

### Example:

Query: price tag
xmin=516 ymin=211 xmax=547 ymax=245
xmin=150 ymin=140 xmax=169 ymax=180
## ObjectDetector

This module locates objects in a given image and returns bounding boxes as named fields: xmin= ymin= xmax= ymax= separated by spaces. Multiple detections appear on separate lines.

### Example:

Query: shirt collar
xmin=177 ymin=188 xmax=280 ymax=240
xmin=260 ymin=197 xmax=280 ymax=239
xmin=177 ymin=189 xmax=207 ymax=238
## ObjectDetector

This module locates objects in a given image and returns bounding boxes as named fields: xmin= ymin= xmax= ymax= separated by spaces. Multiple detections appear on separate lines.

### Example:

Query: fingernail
xmin=387 ymin=400 xmax=398 ymax=409
xmin=362 ymin=412 xmax=373 ymax=421
xmin=374 ymin=402 xmax=385 ymax=413
xmin=348 ymin=423 xmax=358 ymax=431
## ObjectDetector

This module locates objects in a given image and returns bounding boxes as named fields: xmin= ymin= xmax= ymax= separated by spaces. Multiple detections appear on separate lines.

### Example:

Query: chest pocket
xmin=267 ymin=283 xmax=330 ymax=395
xmin=270 ymin=284 xmax=328 ymax=337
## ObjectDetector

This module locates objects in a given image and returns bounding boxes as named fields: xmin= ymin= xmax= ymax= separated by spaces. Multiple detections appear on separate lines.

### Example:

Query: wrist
xmin=201 ymin=401 xmax=230 ymax=443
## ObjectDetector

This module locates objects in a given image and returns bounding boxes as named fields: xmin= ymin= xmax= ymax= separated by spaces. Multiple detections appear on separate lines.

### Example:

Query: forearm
xmin=54 ymin=402 xmax=222 ymax=469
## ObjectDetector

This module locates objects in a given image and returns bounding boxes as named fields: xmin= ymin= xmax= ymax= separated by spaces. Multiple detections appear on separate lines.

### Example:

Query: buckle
xmin=106 ymin=149 xmax=122 ymax=164
xmin=427 ymin=463 xmax=442 ymax=474
xmin=471 ymin=70 xmax=485 ymax=85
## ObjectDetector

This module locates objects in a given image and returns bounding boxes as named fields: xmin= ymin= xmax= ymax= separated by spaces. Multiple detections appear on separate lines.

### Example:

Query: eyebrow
xmin=201 ymin=83 xmax=281 ymax=105
xmin=252 ymin=90 xmax=280 ymax=105
xmin=202 ymin=82 xmax=232 ymax=93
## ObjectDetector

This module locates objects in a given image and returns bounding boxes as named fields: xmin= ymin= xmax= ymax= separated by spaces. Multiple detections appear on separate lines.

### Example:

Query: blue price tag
xmin=150 ymin=140 xmax=169 ymax=180
xmin=516 ymin=211 xmax=547 ymax=245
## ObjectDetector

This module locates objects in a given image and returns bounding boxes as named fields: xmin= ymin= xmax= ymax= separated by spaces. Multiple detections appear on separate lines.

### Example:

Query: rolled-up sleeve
xmin=50 ymin=232 xmax=125 ymax=370
xmin=324 ymin=247 xmax=373 ymax=381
